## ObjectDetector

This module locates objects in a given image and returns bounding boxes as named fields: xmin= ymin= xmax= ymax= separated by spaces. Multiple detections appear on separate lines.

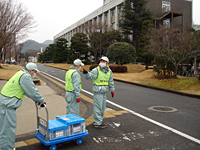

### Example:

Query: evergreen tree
xmin=38 ymin=44 xmax=55 ymax=63
xmin=138 ymin=20 xmax=154 ymax=69
xmin=89 ymin=32 xmax=100 ymax=63
xmin=70 ymin=33 xmax=89 ymax=63
xmin=119 ymin=0 xmax=152 ymax=54
xmin=45 ymin=44 xmax=55 ymax=61
xmin=53 ymin=38 xmax=68 ymax=63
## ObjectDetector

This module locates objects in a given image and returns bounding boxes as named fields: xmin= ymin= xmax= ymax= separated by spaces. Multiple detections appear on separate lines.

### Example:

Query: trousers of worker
xmin=0 ymin=105 xmax=16 ymax=150
xmin=65 ymin=91 xmax=79 ymax=116
xmin=93 ymin=92 xmax=107 ymax=125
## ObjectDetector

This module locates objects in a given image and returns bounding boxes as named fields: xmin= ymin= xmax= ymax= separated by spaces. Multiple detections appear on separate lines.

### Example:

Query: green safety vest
xmin=1 ymin=70 xmax=26 ymax=100
xmin=93 ymin=66 xmax=111 ymax=86
xmin=65 ymin=69 xmax=82 ymax=91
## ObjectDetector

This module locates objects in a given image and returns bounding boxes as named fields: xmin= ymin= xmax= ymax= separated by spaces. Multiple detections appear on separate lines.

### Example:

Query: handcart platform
xmin=35 ymin=131 xmax=89 ymax=146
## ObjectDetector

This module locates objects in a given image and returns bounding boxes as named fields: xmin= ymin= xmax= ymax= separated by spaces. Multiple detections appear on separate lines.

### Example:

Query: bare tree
xmin=146 ymin=25 xmax=200 ymax=78
xmin=0 ymin=0 xmax=36 ymax=65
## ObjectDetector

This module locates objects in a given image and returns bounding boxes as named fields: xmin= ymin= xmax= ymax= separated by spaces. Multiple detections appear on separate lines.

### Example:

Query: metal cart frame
xmin=34 ymin=103 xmax=89 ymax=150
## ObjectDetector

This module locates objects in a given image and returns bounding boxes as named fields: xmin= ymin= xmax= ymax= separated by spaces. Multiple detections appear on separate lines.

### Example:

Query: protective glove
xmin=77 ymin=98 xmax=80 ymax=102
xmin=38 ymin=102 xmax=46 ymax=107
xmin=41 ymin=102 xmax=46 ymax=107
xmin=111 ymin=92 xmax=114 ymax=97
xmin=83 ymin=68 xmax=88 ymax=74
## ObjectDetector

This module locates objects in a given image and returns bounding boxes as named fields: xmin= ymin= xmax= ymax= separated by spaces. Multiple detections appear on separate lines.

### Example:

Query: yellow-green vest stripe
xmin=65 ymin=69 xmax=82 ymax=91
xmin=1 ymin=70 xmax=26 ymax=100
xmin=93 ymin=66 xmax=111 ymax=85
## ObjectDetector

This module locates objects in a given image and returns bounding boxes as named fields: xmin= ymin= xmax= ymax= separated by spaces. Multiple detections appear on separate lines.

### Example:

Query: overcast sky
xmin=17 ymin=0 xmax=200 ymax=43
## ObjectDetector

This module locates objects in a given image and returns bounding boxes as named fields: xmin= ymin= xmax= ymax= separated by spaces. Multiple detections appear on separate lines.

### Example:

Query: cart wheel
xmin=50 ymin=145 xmax=56 ymax=150
xmin=76 ymin=139 xmax=82 ymax=145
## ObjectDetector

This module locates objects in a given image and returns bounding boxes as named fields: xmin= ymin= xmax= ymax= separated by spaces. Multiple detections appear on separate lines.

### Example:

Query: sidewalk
xmin=0 ymin=79 xmax=87 ymax=136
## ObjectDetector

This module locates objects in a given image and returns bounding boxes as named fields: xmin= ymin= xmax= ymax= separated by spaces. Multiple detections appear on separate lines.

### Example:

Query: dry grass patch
xmin=0 ymin=65 xmax=22 ymax=80
xmin=113 ymin=69 xmax=157 ymax=83
xmin=124 ymin=64 xmax=145 ymax=73
xmin=142 ymin=76 xmax=200 ymax=95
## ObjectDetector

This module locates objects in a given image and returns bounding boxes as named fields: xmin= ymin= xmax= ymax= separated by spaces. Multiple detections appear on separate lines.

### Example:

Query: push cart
xmin=34 ymin=103 xmax=89 ymax=150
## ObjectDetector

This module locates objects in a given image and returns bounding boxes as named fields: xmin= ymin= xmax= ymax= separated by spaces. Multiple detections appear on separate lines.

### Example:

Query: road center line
xmin=40 ymin=71 xmax=200 ymax=145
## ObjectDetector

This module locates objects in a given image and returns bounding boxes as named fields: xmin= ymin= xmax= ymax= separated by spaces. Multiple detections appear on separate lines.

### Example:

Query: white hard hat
xmin=100 ymin=56 xmax=109 ymax=63
xmin=73 ymin=59 xmax=84 ymax=66
xmin=26 ymin=62 xmax=40 ymax=72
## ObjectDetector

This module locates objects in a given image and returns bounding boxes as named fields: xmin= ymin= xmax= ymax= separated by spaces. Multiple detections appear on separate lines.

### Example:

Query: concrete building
xmin=54 ymin=0 xmax=192 ymax=44
xmin=28 ymin=56 xmax=37 ymax=63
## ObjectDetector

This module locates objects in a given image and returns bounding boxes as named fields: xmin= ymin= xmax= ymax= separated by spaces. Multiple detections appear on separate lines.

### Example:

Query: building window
xmin=163 ymin=19 xmax=170 ymax=29
xmin=111 ymin=9 xmax=115 ymax=16
xmin=104 ymin=12 xmax=108 ymax=19
xmin=99 ymin=15 xmax=102 ymax=23
xmin=163 ymin=35 xmax=170 ymax=48
xmin=118 ymin=5 xmax=122 ymax=20
xmin=93 ymin=18 xmax=97 ymax=26
xmin=111 ymin=9 xmax=115 ymax=24
xmin=162 ymin=1 xmax=171 ymax=13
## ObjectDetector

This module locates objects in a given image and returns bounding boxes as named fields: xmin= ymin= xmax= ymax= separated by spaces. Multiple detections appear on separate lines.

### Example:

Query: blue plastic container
xmin=34 ymin=104 xmax=89 ymax=150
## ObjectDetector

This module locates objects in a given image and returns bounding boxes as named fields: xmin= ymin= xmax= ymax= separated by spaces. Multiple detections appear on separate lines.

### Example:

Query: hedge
xmin=89 ymin=64 xmax=127 ymax=73
xmin=109 ymin=65 xmax=127 ymax=73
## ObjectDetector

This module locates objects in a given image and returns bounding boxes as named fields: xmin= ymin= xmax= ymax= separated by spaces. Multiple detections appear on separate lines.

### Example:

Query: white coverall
xmin=84 ymin=66 xmax=115 ymax=125
xmin=0 ymin=68 xmax=45 ymax=150
xmin=65 ymin=66 xmax=81 ymax=116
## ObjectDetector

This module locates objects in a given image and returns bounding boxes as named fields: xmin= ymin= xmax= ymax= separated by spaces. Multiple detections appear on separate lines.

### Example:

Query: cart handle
xmin=35 ymin=103 xmax=49 ymax=141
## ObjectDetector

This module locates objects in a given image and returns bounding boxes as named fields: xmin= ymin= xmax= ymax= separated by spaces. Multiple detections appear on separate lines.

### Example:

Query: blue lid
xmin=48 ymin=120 xmax=68 ymax=132
xmin=56 ymin=114 xmax=85 ymax=125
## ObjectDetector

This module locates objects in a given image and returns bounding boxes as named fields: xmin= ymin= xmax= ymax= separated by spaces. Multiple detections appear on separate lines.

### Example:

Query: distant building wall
xmin=54 ymin=0 xmax=192 ymax=44
xmin=28 ymin=56 xmax=37 ymax=63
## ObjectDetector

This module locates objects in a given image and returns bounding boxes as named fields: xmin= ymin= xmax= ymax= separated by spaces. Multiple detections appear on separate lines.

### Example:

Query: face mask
xmin=99 ymin=62 xmax=107 ymax=68
xmin=31 ymin=73 xmax=36 ymax=79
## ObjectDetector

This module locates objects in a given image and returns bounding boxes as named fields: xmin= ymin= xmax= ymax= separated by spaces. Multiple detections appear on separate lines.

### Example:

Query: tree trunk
xmin=145 ymin=58 xmax=149 ymax=70
xmin=174 ymin=65 xmax=178 ymax=79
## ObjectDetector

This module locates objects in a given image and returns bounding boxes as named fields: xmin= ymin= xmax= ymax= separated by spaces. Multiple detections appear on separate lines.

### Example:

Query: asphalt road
xmin=17 ymin=64 xmax=200 ymax=150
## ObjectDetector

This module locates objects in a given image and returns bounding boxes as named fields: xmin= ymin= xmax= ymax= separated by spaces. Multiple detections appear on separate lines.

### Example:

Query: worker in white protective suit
xmin=0 ymin=63 xmax=45 ymax=150
xmin=83 ymin=56 xmax=115 ymax=128
xmin=65 ymin=59 xmax=84 ymax=116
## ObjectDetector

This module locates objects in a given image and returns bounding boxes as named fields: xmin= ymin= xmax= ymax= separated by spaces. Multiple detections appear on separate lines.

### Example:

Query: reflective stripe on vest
xmin=93 ymin=66 xmax=111 ymax=86
xmin=65 ymin=69 xmax=82 ymax=91
xmin=1 ymin=70 xmax=26 ymax=100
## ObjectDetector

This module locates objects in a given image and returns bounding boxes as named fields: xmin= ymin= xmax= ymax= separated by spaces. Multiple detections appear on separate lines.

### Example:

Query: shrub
xmin=83 ymin=59 xmax=91 ymax=65
xmin=109 ymin=65 xmax=127 ymax=73
xmin=89 ymin=64 xmax=127 ymax=73
xmin=198 ymin=75 xmax=200 ymax=81
xmin=153 ymin=65 xmax=161 ymax=75
xmin=107 ymin=42 xmax=136 ymax=65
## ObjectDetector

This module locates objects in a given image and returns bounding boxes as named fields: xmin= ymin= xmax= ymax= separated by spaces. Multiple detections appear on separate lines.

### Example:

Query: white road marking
xmin=113 ymin=122 xmax=121 ymax=127
xmin=40 ymin=71 xmax=200 ymax=145
xmin=93 ymin=138 xmax=100 ymax=144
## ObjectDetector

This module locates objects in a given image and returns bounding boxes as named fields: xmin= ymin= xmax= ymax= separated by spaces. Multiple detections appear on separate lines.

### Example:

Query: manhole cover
xmin=148 ymin=106 xmax=178 ymax=113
